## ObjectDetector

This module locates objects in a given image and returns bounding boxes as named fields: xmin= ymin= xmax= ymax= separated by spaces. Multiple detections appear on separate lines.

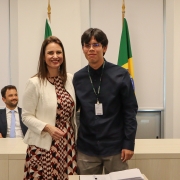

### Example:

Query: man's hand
xmin=43 ymin=124 xmax=65 ymax=140
xmin=0 ymin=133 xmax=3 ymax=138
xmin=121 ymin=149 xmax=134 ymax=162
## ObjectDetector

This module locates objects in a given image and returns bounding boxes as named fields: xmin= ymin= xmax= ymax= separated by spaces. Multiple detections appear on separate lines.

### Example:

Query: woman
xmin=22 ymin=36 xmax=77 ymax=179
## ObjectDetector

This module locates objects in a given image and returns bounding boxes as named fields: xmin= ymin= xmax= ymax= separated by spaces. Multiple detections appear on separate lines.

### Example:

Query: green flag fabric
xmin=44 ymin=17 xmax=52 ymax=39
xmin=118 ymin=18 xmax=134 ymax=88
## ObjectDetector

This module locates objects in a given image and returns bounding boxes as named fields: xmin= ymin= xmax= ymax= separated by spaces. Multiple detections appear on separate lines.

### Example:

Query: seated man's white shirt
xmin=6 ymin=107 xmax=23 ymax=138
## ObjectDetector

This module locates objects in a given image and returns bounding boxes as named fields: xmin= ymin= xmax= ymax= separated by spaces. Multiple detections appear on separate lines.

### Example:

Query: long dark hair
xmin=36 ymin=36 xmax=67 ymax=86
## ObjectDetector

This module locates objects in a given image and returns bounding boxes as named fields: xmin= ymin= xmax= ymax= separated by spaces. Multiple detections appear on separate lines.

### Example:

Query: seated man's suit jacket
xmin=0 ymin=107 xmax=28 ymax=138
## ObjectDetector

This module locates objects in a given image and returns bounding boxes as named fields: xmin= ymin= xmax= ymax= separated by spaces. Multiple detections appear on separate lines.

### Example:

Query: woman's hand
xmin=43 ymin=124 xmax=65 ymax=140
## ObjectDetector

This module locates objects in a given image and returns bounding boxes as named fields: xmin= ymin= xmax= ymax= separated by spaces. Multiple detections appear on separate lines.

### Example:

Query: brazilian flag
xmin=44 ymin=17 xmax=52 ymax=39
xmin=118 ymin=18 xmax=135 ymax=90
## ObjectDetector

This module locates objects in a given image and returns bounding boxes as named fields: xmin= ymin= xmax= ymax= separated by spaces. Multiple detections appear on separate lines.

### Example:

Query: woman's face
xmin=44 ymin=42 xmax=63 ymax=71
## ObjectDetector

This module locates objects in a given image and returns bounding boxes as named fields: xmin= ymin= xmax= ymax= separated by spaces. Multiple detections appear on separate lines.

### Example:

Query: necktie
xmin=10 ymin=110 xmax=16 ymax=138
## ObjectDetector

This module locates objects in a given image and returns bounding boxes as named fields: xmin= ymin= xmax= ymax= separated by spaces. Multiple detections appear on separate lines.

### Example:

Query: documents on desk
xmin=80 ymin=168 xmax=144 ymax=180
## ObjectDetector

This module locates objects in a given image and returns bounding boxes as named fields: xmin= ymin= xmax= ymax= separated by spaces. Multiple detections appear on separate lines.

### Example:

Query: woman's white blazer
xmin=22 ymin=73 xmax=77 ymax=151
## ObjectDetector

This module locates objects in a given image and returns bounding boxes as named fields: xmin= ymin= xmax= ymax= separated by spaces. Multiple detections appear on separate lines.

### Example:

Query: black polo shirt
xmin=73 ymin=60 xmax=138 ymax=156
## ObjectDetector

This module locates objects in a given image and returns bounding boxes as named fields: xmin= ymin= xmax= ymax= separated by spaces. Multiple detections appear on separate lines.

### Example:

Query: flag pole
xmin=122 ymin=0 xmax=125 ymax=26
xmin=47 ymin=0 xmax=51 ymax=22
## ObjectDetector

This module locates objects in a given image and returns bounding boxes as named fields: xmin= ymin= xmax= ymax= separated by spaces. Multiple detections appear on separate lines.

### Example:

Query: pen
xmin=93 ymin=175 xmax=97 ymax=180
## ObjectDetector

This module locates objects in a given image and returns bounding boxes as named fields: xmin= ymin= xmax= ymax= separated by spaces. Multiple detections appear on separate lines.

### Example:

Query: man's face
xmin=2 ymin=89 xmax=18 ymax=109
xmin=82 ymin=37 xmax=107 ymax=66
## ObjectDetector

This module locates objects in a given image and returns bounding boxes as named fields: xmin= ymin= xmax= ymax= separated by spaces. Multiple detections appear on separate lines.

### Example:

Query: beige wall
xmin=90 ymin=0 xmax=164 ymax=110
xmin=0 ymin=1 xmax=10 ymax=91
xmin=164 ymin=0 xmax=180 ymax=138
xmin=173 ymin=0 xmax=180 ymax=137
xmin=9 ymin=0 xmax=88 ymax=107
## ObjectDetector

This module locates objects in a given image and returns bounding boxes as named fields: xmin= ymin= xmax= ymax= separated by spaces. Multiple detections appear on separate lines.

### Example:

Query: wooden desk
xmin=1 ymin=139 xmax=180 ymax=180
xmin=128 ymin=139 xmax=180 ymax=180
xmin=0 ymin=138 xmax=27 ymax=180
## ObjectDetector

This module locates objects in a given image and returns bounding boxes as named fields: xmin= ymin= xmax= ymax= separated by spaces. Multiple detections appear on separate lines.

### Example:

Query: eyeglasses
xmin=83 ymin=43 xmax=101 ymax=49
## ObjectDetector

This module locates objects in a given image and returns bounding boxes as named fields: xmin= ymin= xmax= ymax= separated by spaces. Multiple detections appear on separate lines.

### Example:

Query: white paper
xmin=109 ymin=168 xmax=144 ymax=180
xmin=80 ymin=169 xmax=144 ymax=180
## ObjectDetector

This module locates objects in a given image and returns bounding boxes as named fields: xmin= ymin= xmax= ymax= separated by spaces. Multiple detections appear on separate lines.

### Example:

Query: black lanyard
xmin=88 ymin=61 xmax=105 ymax=103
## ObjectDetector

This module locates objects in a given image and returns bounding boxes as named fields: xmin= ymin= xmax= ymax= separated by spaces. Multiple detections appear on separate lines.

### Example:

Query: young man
xmin=0 ymin=85 xmax=27 ymax=138
xmin=73 ymin=28 xmax=138 ymax=174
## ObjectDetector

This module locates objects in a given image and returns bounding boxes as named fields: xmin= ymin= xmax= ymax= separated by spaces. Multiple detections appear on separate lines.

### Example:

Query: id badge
xmin=95 ymin=103 xmax=103 ymax=115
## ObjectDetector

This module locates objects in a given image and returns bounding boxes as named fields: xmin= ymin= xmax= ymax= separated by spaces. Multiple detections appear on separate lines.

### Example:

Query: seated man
xmin=0 ymin=85 xmax=27 ymax=138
